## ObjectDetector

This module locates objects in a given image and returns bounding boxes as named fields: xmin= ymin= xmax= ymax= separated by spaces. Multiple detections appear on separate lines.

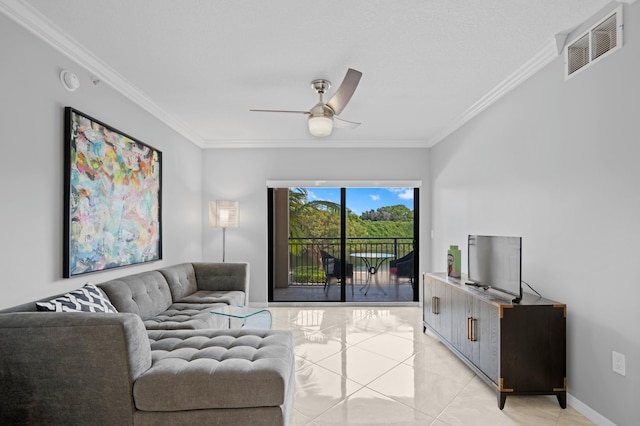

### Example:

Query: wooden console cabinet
xmin=423 ymin=273 xmax=566 ymax=409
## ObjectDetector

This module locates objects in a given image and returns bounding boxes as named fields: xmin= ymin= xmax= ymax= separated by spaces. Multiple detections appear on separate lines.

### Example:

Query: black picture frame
xmin=63 ymin=107 xmax=162 ymax=277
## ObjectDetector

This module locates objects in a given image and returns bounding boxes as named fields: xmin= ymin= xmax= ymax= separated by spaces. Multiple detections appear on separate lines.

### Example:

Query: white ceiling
xmin=3 ymin=0 xmax=612 ymax=148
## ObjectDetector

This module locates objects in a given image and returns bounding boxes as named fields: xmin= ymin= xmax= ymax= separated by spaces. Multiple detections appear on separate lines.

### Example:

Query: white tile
xmin=294 ymin=361 xmax=363 ymax=419
xmin=437 ymin=377 xmax=561 ymax=426
xmin=316 ymin=345 xmax=401 ymax=386
xmin=313 ymin=386 xmax=434 ymax=426
xmin=294 ymin=334 xmax=347 ymax=363
xmin=289 ymin=408 xmax=316 ymax=426
xmin=404 ymin=342 xmax=475 ymax=385
xmin=367 ymin=362 xmax=467 ymax=418
xmin=355 ymin=332 xmax=419 ymax=362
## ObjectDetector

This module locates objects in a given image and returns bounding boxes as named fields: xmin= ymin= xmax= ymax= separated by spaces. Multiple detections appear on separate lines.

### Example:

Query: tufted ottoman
xmin=134 ymin=328 xmax=295 ymax=426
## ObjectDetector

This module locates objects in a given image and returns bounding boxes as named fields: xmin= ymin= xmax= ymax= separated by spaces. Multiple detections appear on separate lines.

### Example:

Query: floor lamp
xmin=208 ymin=200 xmax=239 ymax=262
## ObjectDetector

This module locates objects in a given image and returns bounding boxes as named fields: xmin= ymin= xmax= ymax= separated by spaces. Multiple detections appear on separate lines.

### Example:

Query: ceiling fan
xmin=250 ymin=68 xmax=362 ymax=137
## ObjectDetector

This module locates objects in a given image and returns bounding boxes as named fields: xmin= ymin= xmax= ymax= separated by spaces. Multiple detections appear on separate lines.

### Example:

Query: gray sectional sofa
xmin=0 ymin=262 xmax=295 ymax=426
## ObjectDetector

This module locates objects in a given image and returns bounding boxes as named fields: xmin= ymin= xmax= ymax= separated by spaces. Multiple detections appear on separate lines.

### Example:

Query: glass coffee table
xmin=211 ymin=305 xmax=272 ymax=329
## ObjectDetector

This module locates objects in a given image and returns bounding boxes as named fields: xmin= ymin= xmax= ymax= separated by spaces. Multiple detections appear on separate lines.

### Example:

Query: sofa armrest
xmin=0 ymin=312 xmax=151 ymax=425
xmin=192 ymin=262 xmax=249 ymax=295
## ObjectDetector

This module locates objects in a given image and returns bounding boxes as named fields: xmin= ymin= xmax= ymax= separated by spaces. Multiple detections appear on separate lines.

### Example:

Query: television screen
xmin=468 ymin=235 xmax=522 ymax=302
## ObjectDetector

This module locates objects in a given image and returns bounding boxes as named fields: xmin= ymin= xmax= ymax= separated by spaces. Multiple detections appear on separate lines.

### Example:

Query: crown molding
xmin=0 ymin=0 xmax=207 ymax=148
xmin=200 ymin=138 xmax=429 ymax=149
xmin=426 ymin=38 xmax=559 ymax=147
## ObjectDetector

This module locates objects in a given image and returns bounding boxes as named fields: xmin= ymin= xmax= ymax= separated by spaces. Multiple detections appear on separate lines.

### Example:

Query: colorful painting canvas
xmin=63 ymin=107 xmax=162 ymax=277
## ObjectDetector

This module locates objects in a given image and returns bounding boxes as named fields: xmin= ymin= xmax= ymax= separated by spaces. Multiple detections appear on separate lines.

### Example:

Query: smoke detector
xmin=60 ymin=69 xmax=80 ymax=91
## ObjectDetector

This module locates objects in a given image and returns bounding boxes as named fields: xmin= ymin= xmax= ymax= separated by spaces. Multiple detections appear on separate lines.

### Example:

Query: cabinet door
xmin=423 ymin=276 xmax=434 ymax=328
xmin=449 ymin=290 xmax=499 ymax=384
xmin=500 ymin=305 xmax=566 ymax=392
xmin=449 ymin=289 xmax=469 ymax=357
xmin=424 ymin=277 xmax=451 ymax=341
xmin=477 ymin=301 xmax=499 ymax=384
xmin=433 ymin=280 xmax=451 ymax=341
xmin=451 ymin=291 xmax=480 ymax=365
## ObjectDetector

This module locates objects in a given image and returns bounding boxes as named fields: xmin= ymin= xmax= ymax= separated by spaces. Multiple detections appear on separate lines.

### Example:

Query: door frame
xmin=267 ymin=180 xmax=422 ymax=303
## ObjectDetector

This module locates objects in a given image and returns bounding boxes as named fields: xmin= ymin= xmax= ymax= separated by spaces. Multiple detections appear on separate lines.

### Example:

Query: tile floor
xmin=269 ymin=306 xmax=593 ymax=426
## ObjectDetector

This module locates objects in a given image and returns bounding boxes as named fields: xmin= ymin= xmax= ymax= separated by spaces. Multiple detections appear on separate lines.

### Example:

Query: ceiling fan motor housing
xmin=308 ymin=103 xmax=334 ymax=136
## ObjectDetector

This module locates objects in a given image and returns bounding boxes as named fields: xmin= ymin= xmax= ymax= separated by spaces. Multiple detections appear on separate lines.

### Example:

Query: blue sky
xmin=305 ymin=187 xmax=414 ymax=215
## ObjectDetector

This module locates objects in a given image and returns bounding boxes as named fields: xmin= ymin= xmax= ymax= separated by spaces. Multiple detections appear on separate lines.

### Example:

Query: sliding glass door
xmin=268 ymin=185 xmax=419 ymax=303
xmin=344 ymin=188 xmax=417 ymax=302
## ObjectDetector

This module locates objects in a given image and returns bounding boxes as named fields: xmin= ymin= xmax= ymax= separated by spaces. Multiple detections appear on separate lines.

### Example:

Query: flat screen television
xmin=467 ymin=235 xmax=522 ymax=303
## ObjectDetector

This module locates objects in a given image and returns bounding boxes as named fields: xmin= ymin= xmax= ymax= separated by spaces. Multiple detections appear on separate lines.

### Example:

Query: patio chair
xmin=320 ymin=250 xmax=354 ymax=295
xmin=389 ymin=251 xmax=414 ymax=287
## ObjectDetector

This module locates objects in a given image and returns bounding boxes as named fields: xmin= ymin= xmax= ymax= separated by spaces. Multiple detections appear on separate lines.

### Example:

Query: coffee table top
xmin=211 ymin=305 xmax=269 ymax=319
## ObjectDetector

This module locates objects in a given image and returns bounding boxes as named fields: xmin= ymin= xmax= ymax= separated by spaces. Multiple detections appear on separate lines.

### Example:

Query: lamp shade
xmin=208 ymin=200 xmax=239 ymax=228
xmin=308 ymin=115 xmax=333 ymax=137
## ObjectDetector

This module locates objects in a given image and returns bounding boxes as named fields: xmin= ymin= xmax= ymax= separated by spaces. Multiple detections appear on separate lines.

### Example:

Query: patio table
xmin=350 ymin=252 xmax=395 ymax=295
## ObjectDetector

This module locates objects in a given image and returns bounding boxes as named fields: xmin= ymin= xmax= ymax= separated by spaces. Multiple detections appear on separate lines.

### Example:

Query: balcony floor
xmin=274 ymin=271 xmax=416 ymax=303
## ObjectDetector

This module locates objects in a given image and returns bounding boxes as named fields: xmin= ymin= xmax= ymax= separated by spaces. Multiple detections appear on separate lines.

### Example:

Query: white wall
xmin=201 ymin=148 xmax=431 ymax=304
xmin=430 ymin=4 xmax=640 ymax=425
xmin=0 ymin=13 xmax=203 ymax=309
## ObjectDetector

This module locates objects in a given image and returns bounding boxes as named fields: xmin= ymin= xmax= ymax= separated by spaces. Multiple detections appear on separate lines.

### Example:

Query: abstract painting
xmin=63 ymin=107 xmax=162 ymax=277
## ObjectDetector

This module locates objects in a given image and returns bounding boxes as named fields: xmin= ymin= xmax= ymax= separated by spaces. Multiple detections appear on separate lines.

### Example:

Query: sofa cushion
xmin=143 ymin=303 xmax=229 ymax=330
xmin=176 ymin=289 xmax=245 ymax=306
xmin=193 ymin=262 xmax=249 ymax=295
xmin=158 ymin=263 xmax=198 ymax=302
xmin=136 ymin=329 xmax=294 ymax=411
xmin=35 ymin=283 xmax=118 ymax=313
xmin=98 ymin=271 xmax=173 ymax=320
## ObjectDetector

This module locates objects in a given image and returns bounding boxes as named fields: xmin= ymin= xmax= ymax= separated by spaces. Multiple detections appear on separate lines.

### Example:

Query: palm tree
xmin=288 ymin=188 xmax=340 ymax=273
xmin=288 ymin=188 xmax=340 ymax=239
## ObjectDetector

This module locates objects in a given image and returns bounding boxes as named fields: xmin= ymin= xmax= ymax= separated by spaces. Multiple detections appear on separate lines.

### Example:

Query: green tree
xmin=287 ymin=189 xmax=413 ymax=273
xmin=360 ymin=204 xmax=413 ymax=222
xmin=289 ymin=188 xmax=342 ymax=236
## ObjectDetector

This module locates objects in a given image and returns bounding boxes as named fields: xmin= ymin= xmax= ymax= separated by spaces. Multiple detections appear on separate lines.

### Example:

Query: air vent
xmin=567 ymin=34 xmax=589 ymax=75
xmin=565 ymin=6 xmax=623 ymax=79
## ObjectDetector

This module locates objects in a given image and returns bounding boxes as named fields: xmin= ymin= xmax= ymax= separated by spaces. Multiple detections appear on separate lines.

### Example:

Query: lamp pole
xmin=222 ymin=227 xmax=227 ymax=262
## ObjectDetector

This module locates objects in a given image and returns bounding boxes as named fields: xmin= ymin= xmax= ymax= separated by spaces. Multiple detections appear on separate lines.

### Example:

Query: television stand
xmin=424 ymin=273 xmax=566 ymax=409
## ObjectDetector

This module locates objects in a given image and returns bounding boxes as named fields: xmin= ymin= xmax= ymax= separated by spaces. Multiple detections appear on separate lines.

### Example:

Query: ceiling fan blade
xmin=333 ymin=116 xmax=361 ymax=129
xmin=326 ymin=68 xmax=362 ymax=116
xmin=250 ymin=109 xmax=309 ymax=114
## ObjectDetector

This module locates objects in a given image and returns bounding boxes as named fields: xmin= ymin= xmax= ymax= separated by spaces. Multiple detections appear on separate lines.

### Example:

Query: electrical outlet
xmin=612 ymin=351 xmax=626 ymax=376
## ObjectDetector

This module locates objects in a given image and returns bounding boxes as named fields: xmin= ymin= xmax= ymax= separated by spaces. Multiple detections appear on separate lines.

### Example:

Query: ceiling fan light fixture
xmin=308 ymin=115 xmax=333 ymax=137
xmin=308 ymin=103 xmax=334 ymax=137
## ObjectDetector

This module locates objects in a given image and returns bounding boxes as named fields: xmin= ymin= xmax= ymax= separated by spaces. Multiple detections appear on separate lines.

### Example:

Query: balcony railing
xmin=289 ymin=237 xmax=414 ymax=285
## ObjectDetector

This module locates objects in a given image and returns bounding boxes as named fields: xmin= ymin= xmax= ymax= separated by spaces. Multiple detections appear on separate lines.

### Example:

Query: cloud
xmin=369 ymin=194 xmax=380 ymax=201
xmin=387 ymin=187 xmax=413 ymax=200
xmin=397 ymin=189 xmax=413 ymax=200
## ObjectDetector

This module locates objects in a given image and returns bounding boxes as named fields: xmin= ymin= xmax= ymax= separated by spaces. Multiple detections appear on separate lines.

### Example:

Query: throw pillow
xmin=36 ymin=283 xmax=118 ymax=313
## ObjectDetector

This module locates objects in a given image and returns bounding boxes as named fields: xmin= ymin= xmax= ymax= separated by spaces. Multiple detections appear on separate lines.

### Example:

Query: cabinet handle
xmin=432 ymin=296 xmax=440 ymax=315
xmin=467 ymin=317 xmax=477 ymax=342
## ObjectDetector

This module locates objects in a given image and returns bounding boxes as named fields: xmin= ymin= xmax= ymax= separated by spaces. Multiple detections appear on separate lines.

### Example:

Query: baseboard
xmin=568 ymin=393 xmax=616 ymax=426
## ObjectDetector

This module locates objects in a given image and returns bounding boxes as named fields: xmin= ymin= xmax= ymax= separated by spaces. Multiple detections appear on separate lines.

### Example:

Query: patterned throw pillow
xmin=36 ymin=283 xmax=118 ymax=313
